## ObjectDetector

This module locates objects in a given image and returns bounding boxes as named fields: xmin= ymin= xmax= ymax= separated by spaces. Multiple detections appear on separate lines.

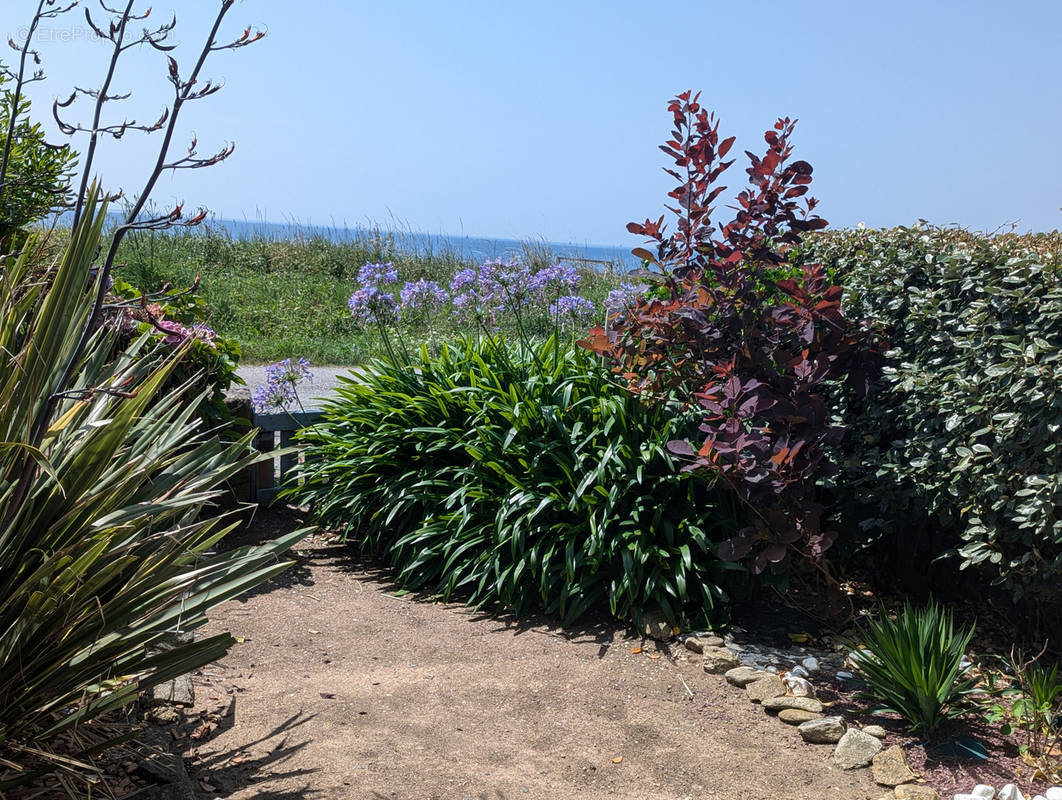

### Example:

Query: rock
xmin=147 ymin=673 xmax=195 ymax=707
xmin=135 ymin=725 xmax=196 ymax=800
xmin=997 ymin=784 xmax=1025 ymax=800
xmin=147 ymin=705 xmax=181 ymax=725
xmin=641 ymin=608 xmax=674 ymax=641
xmin=802 ymin=656 xmax=821 ymax=672
xmin=836 ymin=670 xmax=855 ymax=681
xmin=1045 ymin=790 xmax=1062 ymax=800
xmin=701 ymin=645 xmax=740 ymax=674
xmin=971 ymin=786 xmax=996 ymax=799
xmin=765 ymin=665 xmax=780 ymax=674
xmin=870 ymin=746 xmax=915 ymax=787
xmin=784 ymin=675 xmax=817 ymax=698
xmin=790 ymin=664 xmax=810 ymax=679
xmin=833 ymin=729 xmax=883 ymax=770
xmin=745 ymin=675 xmax=787 ymax=703
xmin=685 ymin=634 xmax=724 ymax=652
xmin=1034 ymin=796 xmax=1048 ymax=800
xmin=725 ymin=666 xmax=769 ymax=687
xmin=761 ymin=695 xmax=824 ymax=714
xmin=798 ymin=716 xmax=847 ymax=744
xmin=778 ymin=708 xmax=821 ymax=724
xmin=863 ymin=725 xmax=887 ymax=739
xmin=894 ymin=787 xmax=940 ymax=800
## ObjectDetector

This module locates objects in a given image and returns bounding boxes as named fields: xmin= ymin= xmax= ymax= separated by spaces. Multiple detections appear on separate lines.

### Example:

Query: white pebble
xmin=1045 ymin=789 xmax=1062 ymax=800
xmin=998 ymin=785 xmax=1025 ymax=800
xmin=790 ymin=664 xmax=809 ymax=679
xmin=765 ymin=665 xmax=779 ymax=674
xmin=784 ymin=675 xmax=816 ymax=698
xmin=836 ymin=670 xmax=854 ymax=681
xmin=801 ymin=656 xmax=820 ymax=672
xmin=971 ymin=786 xmax=996 ymax=800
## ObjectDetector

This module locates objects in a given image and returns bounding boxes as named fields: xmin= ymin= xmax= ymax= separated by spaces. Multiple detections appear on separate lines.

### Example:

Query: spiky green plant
xmin=0 ymin=194 xmax=303 ymax=789
xmin=848 ymin=599 xmax=977 ymax=734
xmin=288 ymin=336 xmax=743 ymax=628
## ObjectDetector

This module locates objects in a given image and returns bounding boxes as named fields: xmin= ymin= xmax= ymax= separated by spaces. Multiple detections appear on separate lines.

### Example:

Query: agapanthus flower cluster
xmin=549 ymin=294 xmax=598 ymax=327
xmin=399 ymin=279 xmax=449 ymax=316
xmin=266 ymin=356 xmax=312 ymax=386
xmin=253 ymin=357 xmax=312 ymax=414
xmin=528 ymin=262 xmax=581 ymax=300
xmin=449 ymin=258 xmax=531 ymax=324
xmin=348 ymin=286 xmax=397 ymax=323
xmin=604 ymin=282 xmax=643 ymax=312
xmin=357 ymin=261 xmax=398 ymax=288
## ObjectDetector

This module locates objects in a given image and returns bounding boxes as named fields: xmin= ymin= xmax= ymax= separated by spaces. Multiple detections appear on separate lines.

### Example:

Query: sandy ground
xmin=179 ymin=513 xmax=880 ymax=800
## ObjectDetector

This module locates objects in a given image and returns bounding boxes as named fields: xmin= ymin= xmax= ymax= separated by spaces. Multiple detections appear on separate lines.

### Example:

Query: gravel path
xmin=181 ymin=511 xmax=879 ymax=800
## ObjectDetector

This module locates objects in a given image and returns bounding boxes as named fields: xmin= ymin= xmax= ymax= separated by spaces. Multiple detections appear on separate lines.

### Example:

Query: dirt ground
xmin=182 ymin=510 xmax=880 ymax=800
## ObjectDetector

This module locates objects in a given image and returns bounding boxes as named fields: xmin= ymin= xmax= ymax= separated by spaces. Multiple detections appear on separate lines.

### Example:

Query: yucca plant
xmin=847 ymin=599 xmax=977 ymax=734
xmin=289 ymin=336 xmax=743 ymax=628
xmin=0 ymin=193 xmax=303 ymax=789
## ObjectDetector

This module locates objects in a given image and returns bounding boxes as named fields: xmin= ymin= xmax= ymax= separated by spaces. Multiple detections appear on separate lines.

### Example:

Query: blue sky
xmin=9 ymin=0 xmax=1062 ymax=245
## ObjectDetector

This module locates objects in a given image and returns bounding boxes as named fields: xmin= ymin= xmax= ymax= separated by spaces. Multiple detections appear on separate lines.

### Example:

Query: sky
xmin=7 ymin=0 xmax=1062 ymax=246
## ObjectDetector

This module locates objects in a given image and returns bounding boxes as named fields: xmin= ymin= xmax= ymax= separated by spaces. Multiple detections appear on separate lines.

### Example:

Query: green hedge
xmin=797 ymin=225 xmax=1062 ymax=608
xmin=287 ymin=338 xmax=743 ymax=627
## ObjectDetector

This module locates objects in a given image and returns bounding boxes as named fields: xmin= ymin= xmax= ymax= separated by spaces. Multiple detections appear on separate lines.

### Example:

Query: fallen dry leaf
xmin=648 ymin=653 xmax=661 ymax=660
xmin=630 ymin=647 xmax=642 ymax=654
xmin=308 ymin=629 xmax=321 ymax=634
xmin=612 ymin=756 xmax=623 ymax=764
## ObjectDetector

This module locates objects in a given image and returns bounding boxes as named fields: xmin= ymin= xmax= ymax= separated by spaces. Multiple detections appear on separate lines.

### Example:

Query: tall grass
xmin=110 ymin=220 xmax=632 ymax=364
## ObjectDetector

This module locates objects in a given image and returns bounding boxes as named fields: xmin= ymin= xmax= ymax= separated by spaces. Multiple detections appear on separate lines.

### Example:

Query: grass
xmin=110 ymin=221 xmax=633 ymax=364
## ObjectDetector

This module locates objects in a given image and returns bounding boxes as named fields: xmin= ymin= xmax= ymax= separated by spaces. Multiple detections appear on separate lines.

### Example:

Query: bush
xmin=848 ymin=599 xmax=977 ymax=734
xmin=289 ymin=337 xmax=742 ymax=627
xmin=797 ymin=225 xmax=1062 ymax=613
xmin=583 ymin=92 xmax=876 ymax=604
xmin=108 ymin=276 xmax=243 ymax=429
xmin=0 ymin=70 xmax=77 ymax=249
xmin=0 ymin=196 xmax=302 ymax=787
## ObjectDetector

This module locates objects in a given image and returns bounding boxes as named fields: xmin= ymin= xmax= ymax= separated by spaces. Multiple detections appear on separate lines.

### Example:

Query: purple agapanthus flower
xmin=254 ymin=357 xmax=312 ymax=414
xmin=604 ymin=282 xmax=644 ymax=312
xmin=356 ymin=261 xmax=399 ymax=288
xmin=449 ymin=258 xmax=532 ymax=324
xmin=265 ymin=356 xmax=312 ymax=385
xmin=529 ymin=262 xmax=581 ymax=299
xmin=399 ymin=279 xmax=449 ymax=315
xmin=549 ymin=294 xmax=597 ymax=326
xmin=348 ymin=286 xmax=397 ymax=323
xmin=253 ymin=380 xmax=297 ymax=414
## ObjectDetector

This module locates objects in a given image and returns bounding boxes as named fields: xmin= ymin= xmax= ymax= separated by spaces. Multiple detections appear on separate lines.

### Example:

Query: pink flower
xmin=156 ymin=319 xmax=188 ymax=346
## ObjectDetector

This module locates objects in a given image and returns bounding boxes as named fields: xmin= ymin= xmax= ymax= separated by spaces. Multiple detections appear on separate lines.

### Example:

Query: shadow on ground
xmin=178 ymin=699 xmax=319 ymax=798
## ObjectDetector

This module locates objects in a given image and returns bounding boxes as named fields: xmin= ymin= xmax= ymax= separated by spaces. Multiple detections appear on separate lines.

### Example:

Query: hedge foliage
xmin=288 ymin=338 xmax=742 ymax=627
xmin=798 ymin=225 xmax=1062 ymax=607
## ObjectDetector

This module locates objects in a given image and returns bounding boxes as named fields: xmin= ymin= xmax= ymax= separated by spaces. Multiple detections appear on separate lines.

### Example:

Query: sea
xmin=94 ymin=212 xmax=643 ymax=272
xmin=214 ymin=218 xmax=642 ymax=272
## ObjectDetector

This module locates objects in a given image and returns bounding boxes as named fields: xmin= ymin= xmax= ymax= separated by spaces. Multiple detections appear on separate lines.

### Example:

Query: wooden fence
xmin=250 ymin=410 xmax=323 ymax=503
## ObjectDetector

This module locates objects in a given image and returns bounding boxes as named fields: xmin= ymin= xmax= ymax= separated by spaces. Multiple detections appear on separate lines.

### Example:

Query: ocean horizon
xmin=87 ymin=211 xmax=645 ymax=272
